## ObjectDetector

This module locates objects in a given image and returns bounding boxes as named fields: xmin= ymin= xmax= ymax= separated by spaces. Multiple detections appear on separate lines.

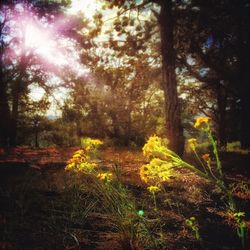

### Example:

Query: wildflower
xmin=97 ymin=172 xmax=112 ymax=181
xmin=142 ymin=136 xmax=171 ymax=161
xmin=147 ymin=185 xmax=160 ymax=194
xmin=79 ymin=162 xmax=96 ymax=172
xmin=194 ymin=116 xmax=210 ymax=129
xmin=65 ymin=163 xmax=74 ymax=171
xmin=142 ymin=135 xmax=162 ymax=158
xmin=92 ymin=139 xmax=103 ymax=145
xmin=202 ymin=153 xmax=210 ymax=163
xmin=81 ymin=138 xmax=103 ymax=151
xmin=73 ymin=153 xmax=82 ymax=159
xmin=140 ymin=158 xmax=175 ymax=184
xmin=65 ymin=137 xmax=102 ymax=173
xmin=188 ymin=138 xmax=197 ymax=149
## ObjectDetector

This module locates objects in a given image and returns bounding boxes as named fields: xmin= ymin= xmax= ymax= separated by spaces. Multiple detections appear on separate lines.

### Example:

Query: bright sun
xmin=23 ymin=20 xmax=87 ymax=76
xmin=67 ymin=0 xmax=101 ymax=18
xmin=23 ymin=0 xmax=102 ymax=67
xmin=10 ymin=2 xmax=94 ymax=76
xmin=24 ymin=24 xmax=67 ymax=66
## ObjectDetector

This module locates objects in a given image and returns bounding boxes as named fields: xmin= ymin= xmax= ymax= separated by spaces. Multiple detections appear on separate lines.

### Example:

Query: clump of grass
xmin=185 ymin=216 xmax=201 ymax=242
xmin=65 ymin=137 xmax=165 ymax=249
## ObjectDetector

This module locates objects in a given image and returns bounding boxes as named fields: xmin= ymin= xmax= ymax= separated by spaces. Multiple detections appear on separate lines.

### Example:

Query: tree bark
xmin=0 ymin=38 xmax=11 ymax=146
xmin=9 ymin=81 xmax=20 ymax=147
xmin=0 ymin=75 xmax=11 ymax=147
xmin=159 ymin=0 xmax=184 ymax=155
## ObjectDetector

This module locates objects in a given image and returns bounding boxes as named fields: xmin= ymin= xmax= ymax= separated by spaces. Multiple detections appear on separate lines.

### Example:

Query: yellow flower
xmin=188 ymin=138 xmax=197 ymax=144
xmin=92 ymin=139 xmax=103 ymax=145
xmin=194 ymin=116 xmax=210 ymax=129
xmin=65 ymin=163 xmax=74 ymax=171
xmin=147 ymin=185 xmax=160 ymax=193
xmin=97 ymin=172 xmax=112 ymax=181
xmin=79 ymin=162 xmax=96 ymax=172
xmin=188 ymin=138 xmax=197 ymax=148
xmin=142 ymin=135 xmax=170 ymax=160
xmin=73 ymin=153 xmax=82 ymax=158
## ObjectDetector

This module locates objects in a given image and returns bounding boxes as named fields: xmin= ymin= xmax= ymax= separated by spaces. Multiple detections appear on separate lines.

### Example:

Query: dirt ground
xmin=0 ymin=147 xmax=249 ymax=249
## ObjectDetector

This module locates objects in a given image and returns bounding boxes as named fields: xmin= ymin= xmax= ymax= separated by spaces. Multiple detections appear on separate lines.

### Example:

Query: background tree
xmin=104 ymin=0 xmax=185 ymax=154
xmin=0 ymin=0 xmax=87 ymax=146
xmin=176 ymin=0 xmax=250 ymax=148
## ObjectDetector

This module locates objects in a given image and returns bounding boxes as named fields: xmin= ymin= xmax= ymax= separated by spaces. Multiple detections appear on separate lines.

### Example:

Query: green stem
xmin=179 ymin=160 xmax=209 ymax=179
xmin=192 ymin=148 xmax=208 ymax=175
xmin=207 ymin=126 xmax=223 ymax=178
xmin=207 ymin=161 xmax=220 ymax=182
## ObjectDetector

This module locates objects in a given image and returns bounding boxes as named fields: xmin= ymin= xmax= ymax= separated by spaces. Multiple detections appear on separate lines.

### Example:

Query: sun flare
xmin=22 ymin=19 xmax=87 ymax=75
xmin=24 ymin=24 xmax=67 ymax=66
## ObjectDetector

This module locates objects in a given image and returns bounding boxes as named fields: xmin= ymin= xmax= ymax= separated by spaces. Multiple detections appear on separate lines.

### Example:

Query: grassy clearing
xmin=0 ymin=147 xmax=249 ymax=249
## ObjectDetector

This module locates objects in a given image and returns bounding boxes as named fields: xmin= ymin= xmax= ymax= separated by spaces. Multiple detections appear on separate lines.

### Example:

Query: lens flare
xmin=24 ymin=23 xmax=68 ymax=66
xmin=6 ymin=5 xmax=88 ymax=76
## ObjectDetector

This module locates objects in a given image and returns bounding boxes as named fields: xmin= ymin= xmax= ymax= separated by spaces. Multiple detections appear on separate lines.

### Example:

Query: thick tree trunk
xmin=159 ymin=0 xmax=184 ymax=155
xmin=9 ymin=82 xmax=20 ymax=147
xmin=0 ymin=43 xmax=11 ymax=146
xmin=0 ymin=79 xmax=11 ymax=147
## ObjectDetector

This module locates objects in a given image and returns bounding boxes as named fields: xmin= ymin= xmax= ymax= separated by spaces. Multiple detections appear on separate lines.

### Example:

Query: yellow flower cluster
xmin=66 ymin=154 xmax=97 ymax=172
xmin=97 ymin=172 xmax=112 ymax=182
xmin=140 ymin=158 xmax=175 ymax=183
xmin=188 ymin=138 xmax=197 ymax=150
xmin=65 ymin=149 xmax=87 ymax=171
xmin=194 ymin=116 xmax=210 ymax=129
xmin=142 ymin=135 xmax=170 ymax=161
xmin=142 ymin=135 xmax=162 ymax=159
xmin=65 ymin=138 xmax=103 ymax=173
xmin=81 ymin=138 xmax=103 ymax=152
xmin=140 ymin=136 xmax=181 ymax=184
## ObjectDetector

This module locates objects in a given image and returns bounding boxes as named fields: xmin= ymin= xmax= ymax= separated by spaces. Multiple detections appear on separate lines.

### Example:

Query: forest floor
xmin=0 ymin=146 xmax=250 ymax=250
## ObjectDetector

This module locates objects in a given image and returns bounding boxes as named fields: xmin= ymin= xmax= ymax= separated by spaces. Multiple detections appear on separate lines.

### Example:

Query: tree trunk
xmin=159 ymin=0 xmax=184 ymax=155
xmin=0 ymin=78 xmax=11 ymax=147
xmin=10 ymin=78 xmax=22 ymax=147
xmin=0 ymin=42 xmax=11 ymax=146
